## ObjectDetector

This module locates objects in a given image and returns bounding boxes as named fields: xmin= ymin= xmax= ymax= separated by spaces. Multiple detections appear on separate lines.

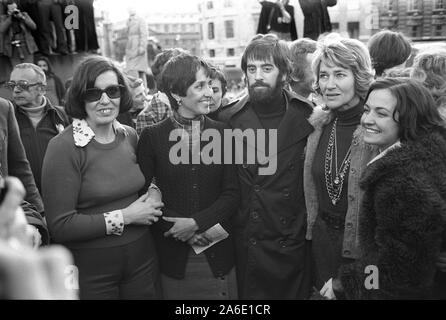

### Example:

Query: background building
xmin=198 ymin=0 xmax=260 ymax=68
xmin=146 ymin=12 xmax=201 ymax=56
xmin=371 ymin=0 xmax=446 ymax=41
xmin=328 ymin=0 xmax=375 ymax=40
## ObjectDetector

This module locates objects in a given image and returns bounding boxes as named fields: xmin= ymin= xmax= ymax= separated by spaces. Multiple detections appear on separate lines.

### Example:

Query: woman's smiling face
xmin=361 ymin=88 xmax=400 ymax=150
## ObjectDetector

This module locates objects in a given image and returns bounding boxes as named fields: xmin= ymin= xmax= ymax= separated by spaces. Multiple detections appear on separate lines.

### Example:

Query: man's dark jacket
xmin=0 ymin=97 xmax=48 ymax=244
xmin=218 ymin=89 xmax=314 ymax=299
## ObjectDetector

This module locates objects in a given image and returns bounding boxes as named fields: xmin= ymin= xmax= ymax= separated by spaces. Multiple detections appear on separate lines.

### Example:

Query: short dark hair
xmin=289 ymin=38 xmax=317 ymax=82
xmin=241 ymin=34 xmax=291 ymax=80
xmin=368 ymin=30 xmax=412 ymax=77
xmin=364 ymin=77 xmax=444 ymax=143
xmin=152 ymin=48 xmax=187 ymax=87
xmin=65 ymin=56 xmax=132 ymax=119
xmin=159 ymin=53 xmax=211 ymax=110
xmin=209 ymin=65 xmax=227 ymax=97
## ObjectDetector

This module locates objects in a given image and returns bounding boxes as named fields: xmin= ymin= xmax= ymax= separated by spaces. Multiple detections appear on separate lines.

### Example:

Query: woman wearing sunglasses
xmin=137 ymin=53 xmax=239 ymax=299
xmin=41 ymin=56 xmax=163 ymax=300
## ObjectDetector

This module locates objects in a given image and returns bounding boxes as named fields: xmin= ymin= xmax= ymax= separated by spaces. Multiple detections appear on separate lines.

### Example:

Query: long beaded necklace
xmin=324 ymin=118 xmax=352 ymax=205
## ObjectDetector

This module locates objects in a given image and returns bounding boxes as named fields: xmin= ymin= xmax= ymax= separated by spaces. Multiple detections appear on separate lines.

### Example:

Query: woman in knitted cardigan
xmin=304 ymin=36 xmax=375 ymax=294
xmin=137 ymin=53 xmax=239 ymax=300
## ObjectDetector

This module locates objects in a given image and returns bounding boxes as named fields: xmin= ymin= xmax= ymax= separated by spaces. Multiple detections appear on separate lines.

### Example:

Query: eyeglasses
xmin=83 ymin=85 xmax=124 ymax=102
xmin=5 ymin=80 xmax=43 ymax=91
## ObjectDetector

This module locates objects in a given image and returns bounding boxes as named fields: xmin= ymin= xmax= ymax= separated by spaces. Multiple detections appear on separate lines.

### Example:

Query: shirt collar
xmin=72 ymin=118 xmax=128 ymax=148
xmin=367 ymin=140 xmax=401 ymax=166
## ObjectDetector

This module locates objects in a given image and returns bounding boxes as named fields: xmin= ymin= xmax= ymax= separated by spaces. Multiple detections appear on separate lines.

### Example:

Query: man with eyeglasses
xmin=0 ymin=95 xmax=49 ymax=247
xmin=7 ymin=63 xmax=69 ymax=193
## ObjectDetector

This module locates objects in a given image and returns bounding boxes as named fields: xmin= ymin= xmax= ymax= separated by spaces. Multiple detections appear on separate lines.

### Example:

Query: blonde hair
xmin=410 ymin=49 xmax=446 ymax=112
xmin=312 ymin=37 xmax=374 ymax=99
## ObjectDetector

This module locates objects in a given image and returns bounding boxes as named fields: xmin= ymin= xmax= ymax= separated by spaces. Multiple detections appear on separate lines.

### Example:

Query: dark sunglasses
xmin=5 ymin=80 xmax=43 ymax=91
xmin=84 ymin=85 xmax=124 ymax=102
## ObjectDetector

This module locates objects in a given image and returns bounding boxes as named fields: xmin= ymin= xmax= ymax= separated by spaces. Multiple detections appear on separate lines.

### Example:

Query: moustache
xmin=250 ymin=82 xmax=270 ymax=89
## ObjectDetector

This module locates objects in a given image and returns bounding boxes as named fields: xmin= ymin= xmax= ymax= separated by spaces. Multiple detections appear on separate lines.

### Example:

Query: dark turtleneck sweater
xmin=251 ymin=91 xmax=286 ymax=130
xmin=312 ymin=101 xmax=364 ymax=224
xmin=136 ymin=113 xmax=239 ymax=279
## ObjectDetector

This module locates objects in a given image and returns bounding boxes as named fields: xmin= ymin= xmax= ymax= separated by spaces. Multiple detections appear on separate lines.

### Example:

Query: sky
xmin=94 ymin=0 xmax=200 ymax=22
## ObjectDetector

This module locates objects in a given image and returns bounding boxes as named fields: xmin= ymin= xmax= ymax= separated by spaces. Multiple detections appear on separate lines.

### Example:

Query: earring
xmin=176 ymin=99 xmax=182 ymax=106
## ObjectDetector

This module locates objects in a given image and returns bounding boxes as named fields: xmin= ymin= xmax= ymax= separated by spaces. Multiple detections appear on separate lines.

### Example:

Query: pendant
xmin=332 ymin=199 xmax=337 ymax=205
xmin=334 ymin=177 xmax=340 ymax=185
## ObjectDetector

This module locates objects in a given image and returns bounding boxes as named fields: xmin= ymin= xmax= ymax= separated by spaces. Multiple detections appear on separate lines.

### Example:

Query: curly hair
xmin=312 ymin=37 xmax=374 ymax=100
xmin=289 ymin=38 xmax=317 ymax=82
xmin=410 ymin=49 xmax=446 ymax=111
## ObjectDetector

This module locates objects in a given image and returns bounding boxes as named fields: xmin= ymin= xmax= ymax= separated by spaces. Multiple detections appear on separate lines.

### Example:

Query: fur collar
xmin=361 ymin=129 xmax=446 ymax=187
xmin=308 ymin=105 xmax=334 ymax=130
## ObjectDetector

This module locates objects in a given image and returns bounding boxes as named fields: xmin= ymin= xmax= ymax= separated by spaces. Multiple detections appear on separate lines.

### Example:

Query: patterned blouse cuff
xmin=104 ymin=210 xmax=124 ymax=236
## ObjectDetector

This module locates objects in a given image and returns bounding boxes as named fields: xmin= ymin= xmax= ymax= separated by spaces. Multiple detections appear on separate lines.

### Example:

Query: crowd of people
xmin=0 ymin=0 xmax=99 ymax=68
xmin=0 ymin=11 xmax=446 ymax=299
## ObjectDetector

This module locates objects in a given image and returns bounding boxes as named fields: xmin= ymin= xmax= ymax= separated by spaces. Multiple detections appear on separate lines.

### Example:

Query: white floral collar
xmin=72 ymin=118 xmax=128 ymax=147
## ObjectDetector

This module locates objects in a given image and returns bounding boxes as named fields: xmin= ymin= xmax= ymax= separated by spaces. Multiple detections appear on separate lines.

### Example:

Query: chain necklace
xmin=324 ymin=118 xmax=352 ymax=206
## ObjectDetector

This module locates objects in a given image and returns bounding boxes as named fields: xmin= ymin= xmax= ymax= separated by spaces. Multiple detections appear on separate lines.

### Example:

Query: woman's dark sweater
xmin=137 ymin=116 xmax=240 ymax=279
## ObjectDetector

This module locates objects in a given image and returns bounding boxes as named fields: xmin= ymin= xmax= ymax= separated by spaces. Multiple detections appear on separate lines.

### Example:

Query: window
xmin=435 ymin=25 xmax=443 ymax=36
xmin=164 ymin=24 xmax=169 ymax=33
xmin=207 ymin=1 xmax=213 ymax=10
xmin=225 ymin=20 xmax=234 ymax=38
xmin=407 ymin=0 xmax=419 ymax=11
xmin=347 ymin=22 xmax=359 ymax=39
xmin=411 ymin=25 xmax=419 ymax=37
xmin=227 ymin=48 xmax=235 ymax=56
xmin=435 ymin=0 xmax=445 ymax=10
xmin=181 ymin=24 xmax=186 ymax=32
xmin=208 ymin=22 xmax=215 ymax=39
xmin=383 ymin=0 xmax=396 ymax=11
xmin=209 ymin=49 xmax=215 ymax=57
xmin=224 ymin=0 xmax=233 ymax=7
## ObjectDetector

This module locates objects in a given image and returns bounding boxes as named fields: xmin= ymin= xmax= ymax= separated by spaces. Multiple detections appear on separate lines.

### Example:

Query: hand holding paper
xmin=191 ymin=223 xmax=229 ymax=254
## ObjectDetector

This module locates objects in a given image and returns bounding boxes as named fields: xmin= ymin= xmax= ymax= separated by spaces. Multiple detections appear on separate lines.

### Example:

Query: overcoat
xmin=219 ymin=90 xmax=314 ymax=299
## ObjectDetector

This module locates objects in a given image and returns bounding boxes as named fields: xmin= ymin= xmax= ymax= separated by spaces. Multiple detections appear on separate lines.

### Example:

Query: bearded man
xmin=218 ymin=34 xmax=314 ymax=299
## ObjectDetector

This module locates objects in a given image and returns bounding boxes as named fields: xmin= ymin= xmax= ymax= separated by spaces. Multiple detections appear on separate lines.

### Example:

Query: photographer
xmin=0 ymin=0 xmax=38 ymax=67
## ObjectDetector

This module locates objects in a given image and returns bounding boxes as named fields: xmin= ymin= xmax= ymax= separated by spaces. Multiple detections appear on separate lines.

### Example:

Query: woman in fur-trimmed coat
xmin=333 ymin=78 xmax=446 ymax=299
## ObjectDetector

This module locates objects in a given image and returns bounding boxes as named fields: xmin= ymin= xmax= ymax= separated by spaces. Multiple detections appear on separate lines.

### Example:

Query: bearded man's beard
xmin=248 ymin=77 xmax=284 ymax=104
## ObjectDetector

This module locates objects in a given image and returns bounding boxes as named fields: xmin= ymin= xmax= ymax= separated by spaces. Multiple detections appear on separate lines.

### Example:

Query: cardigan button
xmin=344 ymin=250 xmax=351 ymax=256
xmin=348 ymin=195 xmax=355 ymax=202
xmin=346 ymin=222 xmax=353 ymax=228
xmin=250 ymin=238 xmax=257 ymax=245
xmin=254 ymin=185 xmax=261 ymax=192
xmin=251 ymin=211 xmax=259 ymax=220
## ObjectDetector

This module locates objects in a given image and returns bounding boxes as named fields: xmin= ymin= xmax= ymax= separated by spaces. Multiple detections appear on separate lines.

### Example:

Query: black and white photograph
xmin=0 ymin=0 xmax=445 ymax=311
